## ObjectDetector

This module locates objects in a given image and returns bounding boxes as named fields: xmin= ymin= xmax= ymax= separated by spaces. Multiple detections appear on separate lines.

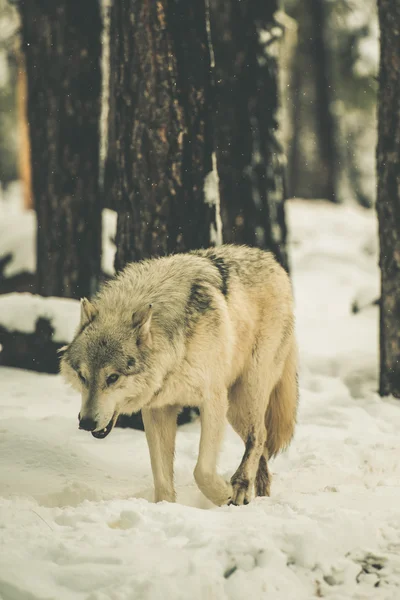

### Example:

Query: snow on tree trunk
xmin=20 ymin=1 xmax=102 ymax=298
xmin=210 ymin=0 xmax=288 ymax=271
xmin=376 ymin=0 xmax=400 ymax=397
xmin=101 ymin=0 xmax=117 ymax=212
xmin=110 ymin=0 xmax=221 ymax=270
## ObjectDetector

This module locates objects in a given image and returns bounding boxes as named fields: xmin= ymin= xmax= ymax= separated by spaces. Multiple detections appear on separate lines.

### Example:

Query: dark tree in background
xmin=283 ymin=0 xmax=378 ymax=208
xmin=109 ymin=0 xmax=220 ymax=271
xmin=210 ymin=0 xmax=288 ymax=270
xmin=287 ymin=0 xmax=336 ymax=203
xmin=376 ymin=0 xmax=400 ymax=397
xmin=20 ymin=0 xmax=102 ymax=298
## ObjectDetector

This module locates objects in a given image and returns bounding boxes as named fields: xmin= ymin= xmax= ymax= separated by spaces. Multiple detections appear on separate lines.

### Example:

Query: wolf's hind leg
xmin=255 ymin=450 xmax=271 ymax=497
xmin=142 ymin=405 xmax=179 ymax=503
xmin=227 ymin=376 xmax=274 ymax=505
xmin=255 ymin=340 xmax=298 ymax=497
xmin=194 ymin=391 xmax=233 ymax=506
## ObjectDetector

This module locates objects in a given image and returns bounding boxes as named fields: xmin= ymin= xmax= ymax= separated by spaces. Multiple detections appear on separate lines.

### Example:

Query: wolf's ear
xmin=132 ymin=304 xmax=153 ymax=347
xmin=80 ymin=298 xmax=98 ymax=327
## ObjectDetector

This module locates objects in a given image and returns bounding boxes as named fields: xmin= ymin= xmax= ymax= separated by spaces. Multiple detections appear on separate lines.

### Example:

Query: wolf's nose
xmin=79 ymin=417 xmax=97 ymax=432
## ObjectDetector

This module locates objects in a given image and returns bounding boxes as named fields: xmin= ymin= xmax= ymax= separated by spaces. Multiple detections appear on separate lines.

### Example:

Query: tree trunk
xmin=287 ymin=0 xmax=337 ymax=203
xmin=111 ymin=0 xmax=221 ymax=271
xmin=20 ymin=0 xmax=102 ymax=298
xmin=376 ymin=0 xmax=400 ymax=397
xmin=210 ymin=0 xmax=288 ymax=270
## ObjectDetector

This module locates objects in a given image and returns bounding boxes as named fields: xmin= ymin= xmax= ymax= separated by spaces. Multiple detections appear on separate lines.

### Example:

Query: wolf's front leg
xmin=142 ymin=405 xmax=179 ymax=503
xmin=194 ymin=392 xmax=232 ymax=506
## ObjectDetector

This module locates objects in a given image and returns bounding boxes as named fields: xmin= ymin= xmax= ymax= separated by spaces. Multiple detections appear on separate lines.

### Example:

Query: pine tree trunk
xmin=20 ymin=1 xmax=102 ymax=298
xmin=210 ymin=0 xmax=288 ymax=270
xmin=287 ymin=0 xmax=336 ymax=203
xmin=376 ymin=0 xmax=400 ymax=397
xmin=111 ymin=0 xmax=220 ymax=271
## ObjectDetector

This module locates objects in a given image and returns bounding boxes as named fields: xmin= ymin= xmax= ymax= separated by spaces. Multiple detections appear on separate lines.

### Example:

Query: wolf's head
xmin=60 ymin=298 xmax=155 ymax=439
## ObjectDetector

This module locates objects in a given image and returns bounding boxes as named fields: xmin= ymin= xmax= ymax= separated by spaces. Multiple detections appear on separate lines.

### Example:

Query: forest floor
xmin=1 ymin=199 xmax=400 ymax=600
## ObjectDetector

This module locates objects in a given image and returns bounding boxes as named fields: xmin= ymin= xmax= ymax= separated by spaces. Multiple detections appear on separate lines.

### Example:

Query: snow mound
xmin=0 ymin=293 xmax=79 ymax=342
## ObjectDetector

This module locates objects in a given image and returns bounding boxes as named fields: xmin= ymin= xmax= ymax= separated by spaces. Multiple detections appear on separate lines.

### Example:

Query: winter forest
xmin=1 ymin=0 xmax=400 ymax=598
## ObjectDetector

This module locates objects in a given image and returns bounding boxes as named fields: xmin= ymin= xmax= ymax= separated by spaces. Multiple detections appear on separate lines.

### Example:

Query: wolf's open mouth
xmin=91 ymin=414 xmax=116 ymax=439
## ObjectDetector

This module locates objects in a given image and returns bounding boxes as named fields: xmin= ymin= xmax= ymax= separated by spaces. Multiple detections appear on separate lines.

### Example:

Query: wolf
xmin=60 ymin=245 xmax=298 ymax=506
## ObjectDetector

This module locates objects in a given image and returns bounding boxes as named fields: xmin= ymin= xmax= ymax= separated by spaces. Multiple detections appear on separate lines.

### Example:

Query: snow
xmin=1 ymin=199 xmax=400 ymax=599
xmin=204 ymin=152 xmax=222 ymax=246
xmin=0 ymin=181 xmax=35 ymax=278
xmin=0 ymin=293 xmax=79 ymax=343
xmin=0 ymin=185 xmax=117 ymax=278
xmin=343 ymin=1 xmax=379 ymax=79
xmin=99 ymin=0 xmax=113 ymax=188
xmin=102 ymin=208 xmax=117 ymax=277
xmin=0 ymin=201 xmax=116 ymax=344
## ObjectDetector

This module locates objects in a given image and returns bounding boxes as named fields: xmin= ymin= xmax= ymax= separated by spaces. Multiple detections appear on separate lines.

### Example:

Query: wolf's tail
xmin=265 ymin=339 xmax=298 ymax=458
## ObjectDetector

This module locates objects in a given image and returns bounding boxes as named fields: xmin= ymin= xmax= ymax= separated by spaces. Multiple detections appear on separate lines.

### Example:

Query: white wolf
xmin=60 ymin=245 xmax=298 ymax=506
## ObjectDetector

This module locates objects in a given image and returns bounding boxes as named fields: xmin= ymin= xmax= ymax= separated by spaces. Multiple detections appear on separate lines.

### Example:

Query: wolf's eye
xmin=106 ymin=373 xmax=119 ymax=386
xmin=78 ymin=372 xmax=87 ymax=385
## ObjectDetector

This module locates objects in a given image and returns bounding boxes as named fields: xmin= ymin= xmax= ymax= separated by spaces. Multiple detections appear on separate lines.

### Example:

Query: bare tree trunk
xmin=111 ymin=0 xmax=220 ymax=271
xmin=287 ymin=0 xmax=336 ymax=203
xmin=20 ymin=0 xmax=102 ymax=298
xmin=376 ymin=0 xmax=400 ymax=397
xmin=210 ymin=0 xmax=288 ymax=270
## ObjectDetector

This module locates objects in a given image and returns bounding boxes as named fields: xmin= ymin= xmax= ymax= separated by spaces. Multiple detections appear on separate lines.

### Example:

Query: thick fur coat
xmin=60 ymin=245 xmax=298 ymax=505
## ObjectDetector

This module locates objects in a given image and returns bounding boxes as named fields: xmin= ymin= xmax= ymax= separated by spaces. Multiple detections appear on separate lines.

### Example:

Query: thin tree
xmin=20 ymin=0 xmax=102 ymax=298
xmin=286 ymin=0 xmax=337 ymax=204
xmin=376 ymin=0 xmax=400 ymax=396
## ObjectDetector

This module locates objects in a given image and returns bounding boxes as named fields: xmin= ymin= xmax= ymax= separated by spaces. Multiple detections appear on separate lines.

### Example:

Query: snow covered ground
xmin=1 ymin=199 xmax=400 ymax=600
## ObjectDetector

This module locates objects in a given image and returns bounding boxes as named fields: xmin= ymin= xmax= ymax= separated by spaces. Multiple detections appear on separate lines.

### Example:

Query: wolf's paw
xmin=205 ymin=480 xmax=232 ymax=507
xmin=228 ymin=476 xmax=252 ymax=506
xmin=213 ymin=481 xmax=233 ymax=507
xmin=194 ymin=466 xmax=232 ymax=506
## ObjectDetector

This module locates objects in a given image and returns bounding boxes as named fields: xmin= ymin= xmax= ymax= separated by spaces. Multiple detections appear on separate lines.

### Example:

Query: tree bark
xmin=111 ymin=0 xmax=221 ymax=271
xmin=376 ymin=0 xmax=400 ymax=397
xmin=287 ymin=0 xmax=337 ymax=203
xmin=20 ymin=0 xmax=102 ymax=298
xmin=210 ymin=0 xmax=288 ymax=270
